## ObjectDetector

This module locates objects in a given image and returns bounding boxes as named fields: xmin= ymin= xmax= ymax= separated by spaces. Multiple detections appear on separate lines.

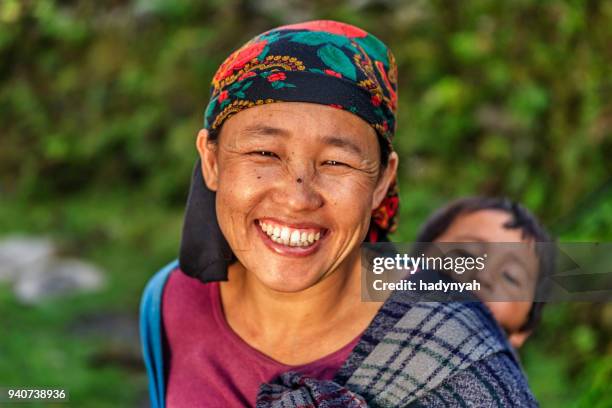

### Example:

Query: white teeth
xmin=290 ymin=230 xmax=300 ymax=246
xmin=280 ymin=228 xmax=290 ymax=244
xmin=259 ymin=220 xmax=323 ymax=247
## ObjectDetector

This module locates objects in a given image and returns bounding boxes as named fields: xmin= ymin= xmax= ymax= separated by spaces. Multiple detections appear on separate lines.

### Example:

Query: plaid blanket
xmin=256 ymin=290 xmax=538 ymax=407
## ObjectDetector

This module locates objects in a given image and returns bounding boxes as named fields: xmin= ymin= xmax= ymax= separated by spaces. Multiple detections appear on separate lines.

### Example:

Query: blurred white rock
xmin=0 ymin=237 xmax=55 ymax=282
xmin=0 ymin=236 xmax=106 ymax=304
xmin=14 ymin=259 xmax=105 ymax=304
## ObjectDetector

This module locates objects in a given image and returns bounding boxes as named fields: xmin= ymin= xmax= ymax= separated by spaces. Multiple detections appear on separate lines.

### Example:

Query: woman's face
xmin=198 ymin=102 xmax=397 ymax=292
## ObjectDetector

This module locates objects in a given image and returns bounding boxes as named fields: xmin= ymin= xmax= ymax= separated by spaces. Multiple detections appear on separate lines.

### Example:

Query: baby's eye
xmin=502 ymin=271 xmax=521 ymax=287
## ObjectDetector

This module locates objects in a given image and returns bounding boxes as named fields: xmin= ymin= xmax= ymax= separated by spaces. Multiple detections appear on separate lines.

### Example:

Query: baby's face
xmin=434 ymin=209 xmax=539 ymax=347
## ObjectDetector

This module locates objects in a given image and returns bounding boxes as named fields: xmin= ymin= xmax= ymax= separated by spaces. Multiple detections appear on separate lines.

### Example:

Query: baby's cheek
xmin=486 ymin=302 xmax=530 ymax=332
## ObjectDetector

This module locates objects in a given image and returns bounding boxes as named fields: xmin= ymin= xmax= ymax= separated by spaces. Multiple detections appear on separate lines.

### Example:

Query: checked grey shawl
xmin=257 ymin=291 xmax=538 ymax=407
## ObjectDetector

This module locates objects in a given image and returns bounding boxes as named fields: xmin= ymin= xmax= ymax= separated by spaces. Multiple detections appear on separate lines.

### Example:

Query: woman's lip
xmin=257 ymin=217 xmax=327 ymax=231
xmin=254 ymin=221 xmax=327 ymax=257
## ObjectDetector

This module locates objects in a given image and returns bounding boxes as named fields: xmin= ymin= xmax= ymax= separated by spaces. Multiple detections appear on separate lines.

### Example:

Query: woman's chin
xmin=252 ymin=267 xmax=326 ymax=293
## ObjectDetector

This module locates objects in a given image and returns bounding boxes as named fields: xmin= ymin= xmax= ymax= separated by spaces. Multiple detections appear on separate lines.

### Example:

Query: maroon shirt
xmin=162 ymin=269 xmax=361 ymax=407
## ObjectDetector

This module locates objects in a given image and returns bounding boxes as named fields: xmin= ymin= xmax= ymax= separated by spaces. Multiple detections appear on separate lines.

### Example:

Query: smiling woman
xmin=139 ymin=20 xmax=538 ymax=407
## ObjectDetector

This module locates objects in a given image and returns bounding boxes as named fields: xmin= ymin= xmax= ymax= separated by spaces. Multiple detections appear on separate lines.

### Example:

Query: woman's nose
xmin=271 ymin=169 xmax=324 ymax=212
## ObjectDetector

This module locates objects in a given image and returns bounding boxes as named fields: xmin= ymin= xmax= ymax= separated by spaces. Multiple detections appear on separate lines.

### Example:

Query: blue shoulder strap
xmin=139 ymin=259 xmax=178 ymax=408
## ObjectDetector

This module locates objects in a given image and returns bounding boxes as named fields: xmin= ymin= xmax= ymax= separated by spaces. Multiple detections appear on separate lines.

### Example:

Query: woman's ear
xmin=196 ymin=128 xmax=219 ymax=191
xmin=371 ymin=151 xmax=399 ymax=210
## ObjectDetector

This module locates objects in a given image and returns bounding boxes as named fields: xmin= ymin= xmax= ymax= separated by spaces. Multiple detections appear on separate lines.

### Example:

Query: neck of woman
xmin=219 ymin=250 xmax=385 ymax=364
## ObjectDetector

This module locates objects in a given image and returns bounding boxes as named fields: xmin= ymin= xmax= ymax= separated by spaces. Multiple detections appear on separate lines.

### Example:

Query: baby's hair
xmin=415 ymin=196 xmax=556 ymax=332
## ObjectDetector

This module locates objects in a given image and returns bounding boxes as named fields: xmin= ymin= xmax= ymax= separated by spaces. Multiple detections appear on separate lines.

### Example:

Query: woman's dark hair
xmin=206 ymin=127 xmax=220 ymax=143
xmin=415 ymin=196 xmax=556 ymax=333
xmin=206 ymin=127 xmax=392 ymax=168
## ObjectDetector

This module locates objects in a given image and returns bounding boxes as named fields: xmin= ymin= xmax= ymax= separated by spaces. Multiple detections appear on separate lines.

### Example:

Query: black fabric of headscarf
xmin=179 ymin=159 xmax=234 ymax=282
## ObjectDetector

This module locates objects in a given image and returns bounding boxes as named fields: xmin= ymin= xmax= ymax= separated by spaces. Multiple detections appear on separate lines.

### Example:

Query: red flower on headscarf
xmin=277 ymin=20 xmax=368 ymax=38
xmin=324 ymin=69 xmax=342 ymax=78
xmin=384 ymin=195 xmax=399 ymax=215
xmin=371 ymin=94 xmax=382 ymax=107
xmin=372 ymin=195 xmax=399 ymax=230
xmin=381 ymin=121 xmax=389 ymax=133
xmin=267 ymin=72 xmax=287 ymax=82
xmin=218 ymin=90 xmax=229 ymax=103
xmin=214 ymin=40 xmax=268 ymax=83
xmin=238 ymin=71 xmax=256 ymax=81
xmin=373 ymin=206 xmax=390 ymax=229
xmin=329 ymin=104 xmax=343 ymax=109
xmin=375 ymin=60 xmax=397 ymax=111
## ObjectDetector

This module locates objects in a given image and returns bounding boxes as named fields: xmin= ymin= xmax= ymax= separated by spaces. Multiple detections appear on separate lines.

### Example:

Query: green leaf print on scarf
xmin=354 ymin=35 xmax=389 ymax=65
xmin=290 ymin=31 xmax=351 ymax=49
xmin=203 ymin=97 xmax=217 ymax=128
xmin=317 ymin=44 xmax=356 ymax=81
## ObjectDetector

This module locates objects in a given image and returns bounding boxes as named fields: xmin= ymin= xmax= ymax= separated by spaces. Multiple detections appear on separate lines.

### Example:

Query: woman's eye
xmin=251 ymin=151 xmax=278 ymax=158
xmin=324 ymin=160 xmax=348 ymax=167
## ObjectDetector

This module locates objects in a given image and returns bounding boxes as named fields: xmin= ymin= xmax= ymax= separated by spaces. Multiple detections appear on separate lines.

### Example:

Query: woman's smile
xmin=255 ymin=218 xmax=329 ymax=257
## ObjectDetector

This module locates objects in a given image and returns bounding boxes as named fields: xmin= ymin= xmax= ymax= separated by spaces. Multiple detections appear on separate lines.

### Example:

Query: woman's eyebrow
xmin=320 ymin=135 xmax=364 ymax=156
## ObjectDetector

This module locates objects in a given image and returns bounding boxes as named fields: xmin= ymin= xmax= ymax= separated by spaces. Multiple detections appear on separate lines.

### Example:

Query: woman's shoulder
xmin=144 ymin=259 xmax=179 ymax=293
xmin=140 ymin=260 xmax=179 ymax=324
xmin=139 ymin=258 xmax=181 ymax=342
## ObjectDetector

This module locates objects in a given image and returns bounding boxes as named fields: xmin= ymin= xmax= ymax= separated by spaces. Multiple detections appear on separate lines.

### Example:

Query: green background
xmin=0 ymin=0 xmax=610 ymax=406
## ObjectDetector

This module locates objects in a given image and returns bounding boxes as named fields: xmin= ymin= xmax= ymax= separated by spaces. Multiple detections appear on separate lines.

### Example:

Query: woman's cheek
xmin=323 ymin=171 xmax=375 ymax=197
xmin=321 ymin=173 xmax=375 ymax=216
xmin=219 ymin=159 xmax=279 ymax=190
xmin=214 ymin=164 xmax=261 ymax=224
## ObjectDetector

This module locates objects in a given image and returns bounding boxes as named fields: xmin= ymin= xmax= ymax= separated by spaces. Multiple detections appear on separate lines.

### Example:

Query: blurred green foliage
xmin=0 ymin=0 xmax=610 ymax=407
